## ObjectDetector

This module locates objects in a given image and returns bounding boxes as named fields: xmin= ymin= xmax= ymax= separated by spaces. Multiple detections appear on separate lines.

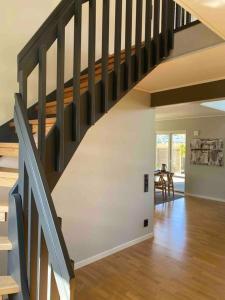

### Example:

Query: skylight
xmin=201 ymin=100 xmax=225 ymax=112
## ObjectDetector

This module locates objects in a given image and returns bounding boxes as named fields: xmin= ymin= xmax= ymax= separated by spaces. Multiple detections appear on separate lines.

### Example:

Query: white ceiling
xmin=175 ymin=0 xmax=225 ymax=39
xmin=135 ymin=42 xmax=225 ymax=93
xmin=155 ymin=100 xmax=225 ymax=121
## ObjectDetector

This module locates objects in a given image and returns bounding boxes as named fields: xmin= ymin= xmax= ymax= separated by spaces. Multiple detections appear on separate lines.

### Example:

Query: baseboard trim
xmin=185 ymin=193 xmax=225 ymax=203
xmin=75 ymin=232 xmax=154 ymax=270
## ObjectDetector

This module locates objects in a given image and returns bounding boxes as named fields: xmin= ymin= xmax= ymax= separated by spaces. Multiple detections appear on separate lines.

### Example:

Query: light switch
xmin=144 ymin=174 xmax=149 ymax=193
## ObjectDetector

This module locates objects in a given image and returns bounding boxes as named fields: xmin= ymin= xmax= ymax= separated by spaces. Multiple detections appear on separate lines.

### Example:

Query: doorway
xmin=156 ymin=132 xmax=186 ymax=193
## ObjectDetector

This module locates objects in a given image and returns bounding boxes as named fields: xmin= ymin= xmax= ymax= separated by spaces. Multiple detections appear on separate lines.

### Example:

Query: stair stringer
xmin=44 ymin=46 xmax=158 ymax=192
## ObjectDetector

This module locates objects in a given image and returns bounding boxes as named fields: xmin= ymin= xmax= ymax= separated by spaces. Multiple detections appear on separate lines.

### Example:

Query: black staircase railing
xmin=9 ymin=1 xmax=196 ymax=299
xmin=175 ymin=3 xmax=197 ymax=31
xmin=11 ymin=94 xmax=75 ymax=299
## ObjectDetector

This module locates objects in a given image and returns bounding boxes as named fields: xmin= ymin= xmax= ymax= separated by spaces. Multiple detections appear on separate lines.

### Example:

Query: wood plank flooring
xmin=75 ymin=196 xmax=225 ymax=299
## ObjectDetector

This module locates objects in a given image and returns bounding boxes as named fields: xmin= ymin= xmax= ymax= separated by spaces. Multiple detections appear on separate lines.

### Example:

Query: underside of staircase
xmin=0 ymin=0 xmax=198 ymax=299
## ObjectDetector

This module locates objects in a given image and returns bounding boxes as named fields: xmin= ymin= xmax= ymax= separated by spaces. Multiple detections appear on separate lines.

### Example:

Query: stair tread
xmin=43 ymin=50 xmax=130 ymax=114
xmin=9 ymin=118 xmax=56 ymax=135
xmin=62 ymin=47 xmax=133 ymax=95
xmin=0 ymin=168 xmax=18 ymax=188
xmin=41 ymin=59 xmax=115 ymax=113
xmin=28 ymin=118 xmax=56 ymax=125
xmin=0 ymin=143 xmax=18 ymax=148
xmin=0 ymin=237 xmax=12 ymax=250
xmin=45 ymin=96 xmax=73 ymax=108
xmin=30 ymin=118 xmax=56 ymax=135
xmin=0 ymin=167 xmax=18 ymax=176
xmin=0 ymin=187 xmax=10 ymax=213
xmin=10 ymin=117 xmax=55 ymax=127
xmin=0 ymin=143 xmax=19 ymax=158
xmin=0 ymin=276 xmax=20 ymax=296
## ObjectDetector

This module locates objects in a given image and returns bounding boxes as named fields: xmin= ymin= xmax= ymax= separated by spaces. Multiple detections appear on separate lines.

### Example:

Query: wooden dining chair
xmin=166 ymin=172 xmax=175 ymax=198
xmin=154 ymin=174 xmax=167 ymax=201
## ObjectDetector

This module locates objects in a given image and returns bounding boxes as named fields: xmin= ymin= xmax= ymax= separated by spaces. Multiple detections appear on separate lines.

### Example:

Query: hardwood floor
xmin=75 ymin=196 xmax=225 ymax=299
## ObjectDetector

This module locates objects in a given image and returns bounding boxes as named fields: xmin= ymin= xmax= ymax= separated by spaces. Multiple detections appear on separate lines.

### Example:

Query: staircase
xmin=0 ymin=1 xmax=197 ymax=299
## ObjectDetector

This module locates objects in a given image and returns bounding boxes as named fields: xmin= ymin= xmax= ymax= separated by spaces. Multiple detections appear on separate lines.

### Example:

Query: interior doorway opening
xmin=156 ymin=131 xmax=186 ymax=193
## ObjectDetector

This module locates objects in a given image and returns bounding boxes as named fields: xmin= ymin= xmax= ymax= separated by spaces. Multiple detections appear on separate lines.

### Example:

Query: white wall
xmin=52 ymin=90 xmax=155 ymax=267
xmin=156 ymin=116 xmax=225 ymax=201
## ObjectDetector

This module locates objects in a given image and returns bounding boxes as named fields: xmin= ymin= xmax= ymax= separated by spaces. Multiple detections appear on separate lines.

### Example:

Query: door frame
xmin=155 ymin=130 xmax=187 ymax=189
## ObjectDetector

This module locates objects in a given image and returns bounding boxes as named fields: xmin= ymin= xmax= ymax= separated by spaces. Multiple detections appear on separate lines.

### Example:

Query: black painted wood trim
xmin=151 ymin=79 xmax=225 ymax=107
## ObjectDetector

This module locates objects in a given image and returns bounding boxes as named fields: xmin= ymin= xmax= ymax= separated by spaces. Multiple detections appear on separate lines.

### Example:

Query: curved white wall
xmin=52 ymin=90 xmax=155 ymax=267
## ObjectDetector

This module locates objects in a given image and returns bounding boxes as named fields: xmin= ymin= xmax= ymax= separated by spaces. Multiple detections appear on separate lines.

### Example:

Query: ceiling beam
xmin=151 ymin=79 xmax=225 ymax=107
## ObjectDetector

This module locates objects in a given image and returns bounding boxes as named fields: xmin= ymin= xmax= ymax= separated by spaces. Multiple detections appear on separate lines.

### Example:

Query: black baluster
xmin=175 ymin=4 xmax=181 ymax=29
xmin=37 ymin=229 xmax=48 ymax=299
xmin=125 ymin=0 xmax=133 ymax=89
xmin=38 ymin=46 xmax=47 ymax=163
xmin=102 ymin=0 xmax=110 ymax=112
xmin=19 ymin=162 xmax=29 ymax=261
xmin=88 ymin=0 xmax=96 ymax=125
xmin=114 ymin=0 xmax=122 ymax=100
xmin=72 ymin=0 xmax=82 ymax=141
xmin=145 ymin=0 xmax=152 ymax=72
xmin=56 ymin=21 xmax=65 ymax=171
xmin=28 ymin=189 xmax=39 ymax=299
xmin=161 ymin=0 xmax=169 ymax=58
xmin=18 ymin=70 xmax=28 ymax=108
xmin=168 ymin=0 xmax=175 ymax=50
xmin=153 ymin=0 xmax=160 ymax=65
xmin=135 ymin=0 xmax=143 ymax=80
xmin=181 ymin=8 xmax=185 ymax=26
xmin=186 ymin=11 xmax=191 ymax=24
